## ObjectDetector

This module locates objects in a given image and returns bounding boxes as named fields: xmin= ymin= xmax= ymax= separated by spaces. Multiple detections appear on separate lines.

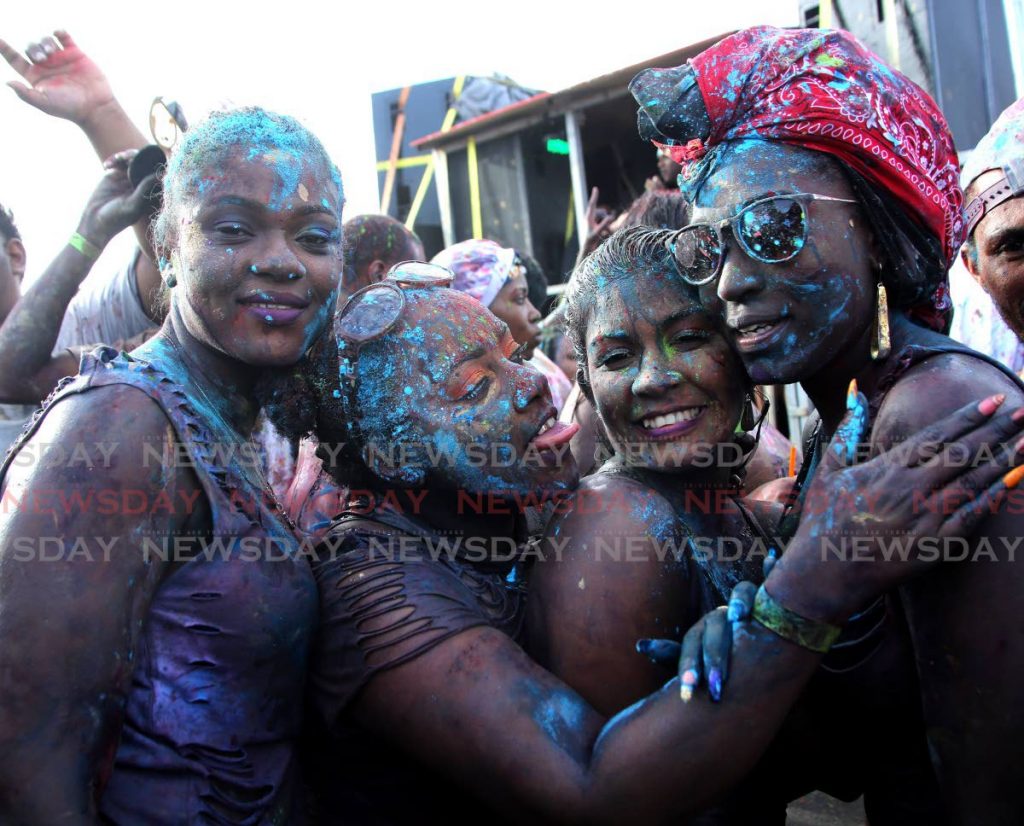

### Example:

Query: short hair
xmin=0 ymin=203 xmax=20 ymax=244
xmin=518 ymin=250 xmax=548 ymax=311
xmin=619 ymin=189 xmax=689 ymax=231
xmin=153 ymin=107 xmax=343 ymax=252
xmin=343 ymin=214 xmax=422 ymax=286
xmin=564 ymin=226 xmax=688 ymax=392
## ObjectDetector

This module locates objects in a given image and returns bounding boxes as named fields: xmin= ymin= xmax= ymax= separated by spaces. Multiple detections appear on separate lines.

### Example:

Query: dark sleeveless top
xmin=1 ymin=342 xmax=318 ymax=825
xmin=302 ymin=502 xmax=527 ymax=825
xmin=757 ymin=341 xmax=1024 ymax=824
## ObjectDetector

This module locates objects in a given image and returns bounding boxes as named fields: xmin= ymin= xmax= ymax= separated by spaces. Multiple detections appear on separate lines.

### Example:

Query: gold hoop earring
xmin=871 ymin=282 xmax=891 ymax=361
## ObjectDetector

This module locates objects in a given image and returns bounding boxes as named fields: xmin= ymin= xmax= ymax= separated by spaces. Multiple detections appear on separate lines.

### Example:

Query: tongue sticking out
xmin=532 ymin=421 xmax=580 ymax=451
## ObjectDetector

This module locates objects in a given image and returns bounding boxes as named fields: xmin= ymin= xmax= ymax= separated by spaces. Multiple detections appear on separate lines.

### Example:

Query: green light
xmin=546 ymin=137 xmax=570 ymax=155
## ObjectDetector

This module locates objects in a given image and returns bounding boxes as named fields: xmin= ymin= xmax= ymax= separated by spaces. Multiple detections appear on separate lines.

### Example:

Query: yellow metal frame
xmin=404 ymin=75 xmax=466 ymax=231
xmin=467 ymin=136 xmax=483 ymax=239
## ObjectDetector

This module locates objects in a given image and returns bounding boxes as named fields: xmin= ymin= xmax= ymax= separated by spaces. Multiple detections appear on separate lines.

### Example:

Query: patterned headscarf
xmin=630 ymin=27 xmax=963 ymax=330
xmin=431 ymin=239 xmax=517 ymax=307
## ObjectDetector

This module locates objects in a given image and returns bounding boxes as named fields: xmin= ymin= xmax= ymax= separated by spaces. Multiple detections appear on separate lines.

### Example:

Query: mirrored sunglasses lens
xmin=388 ymin=261 xmax=453 ymax=286
xmin=673 ymin=226 xmax=720 ymax=284
xmin=738 ymin=198 xmax=805 ymax=262
xmin=338 ymin=286 xmax=403 ymax=342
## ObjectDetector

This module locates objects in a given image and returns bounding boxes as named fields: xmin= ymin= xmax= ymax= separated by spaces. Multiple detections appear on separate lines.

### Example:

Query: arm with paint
xmin=325 ymin=395 xmax=1023 ymax=824
xmin=0 ymin=153 xmax=154 ymax=403
xmin=0 ymin=388 xmax=194 ymax=823
xmin=0 ymin=30 xmax=146 ymax=162
xmin=0 ymin=30 xmax=164 ymax=318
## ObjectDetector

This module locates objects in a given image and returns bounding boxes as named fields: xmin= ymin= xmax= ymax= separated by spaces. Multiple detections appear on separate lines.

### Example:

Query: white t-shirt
xmin=948 ymin=258 xmax=1024 ymax=374
xmin=1 ymin=252 xmax=156 ymax=457
xmin=53 ymin=249 xmax=155 ymax=355
xmin=6 ymin=252 xmax=297 ymax=492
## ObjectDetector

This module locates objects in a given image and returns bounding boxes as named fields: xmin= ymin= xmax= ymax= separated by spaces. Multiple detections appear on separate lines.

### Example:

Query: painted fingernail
xmin=708 ymin=668 xmax=723 ymax=702
xmin=1003 ymin=465 xmax=1024 ymax=490
xmin=1014 ymin=435 xmax=1024 ymax=455
xmin=762 ymin=548 xmax=778 ymax=578
xmin=1012 ymin=407 xmax=1024 ymax=423
xmin=679 ymin=669 xmax=698 ymax=703
xmin=979 ymin=394 xmax=1007 ymax=416
xmin=846 ymin=379 xmax=858 ymax=410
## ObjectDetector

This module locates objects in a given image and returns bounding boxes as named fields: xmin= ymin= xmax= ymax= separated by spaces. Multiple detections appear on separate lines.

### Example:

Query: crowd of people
xmin=0 ymin=22 xmax=1022 ymax=826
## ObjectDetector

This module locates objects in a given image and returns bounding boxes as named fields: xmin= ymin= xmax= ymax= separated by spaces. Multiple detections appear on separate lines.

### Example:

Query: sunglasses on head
xmin=335 ymin=261 xmax=453 ymax=430
xmin=665 ymin=192 xmax=858 ymax=286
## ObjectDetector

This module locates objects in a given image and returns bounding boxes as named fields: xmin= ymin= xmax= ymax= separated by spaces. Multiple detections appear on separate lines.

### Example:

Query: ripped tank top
xmin=1 ymin=343 xmax=318 ymax=825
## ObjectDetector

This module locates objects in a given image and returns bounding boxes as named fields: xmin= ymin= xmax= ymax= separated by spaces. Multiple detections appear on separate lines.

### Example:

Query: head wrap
xmin=630 ymin=26 xmax=962 ymax=330
xmin=431 ymin=239 xmax=517 ymax=307
xmin=961 ymin=96 xmax=1024 ymax=236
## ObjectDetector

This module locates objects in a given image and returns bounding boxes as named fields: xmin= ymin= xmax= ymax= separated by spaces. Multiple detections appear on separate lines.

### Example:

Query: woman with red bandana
xmin=632 ymin=26 xmax=1024 ymax=823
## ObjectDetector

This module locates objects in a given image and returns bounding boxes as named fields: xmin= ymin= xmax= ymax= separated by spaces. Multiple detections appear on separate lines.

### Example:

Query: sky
xmin=1 ymin=0 xmax=797 ymax=283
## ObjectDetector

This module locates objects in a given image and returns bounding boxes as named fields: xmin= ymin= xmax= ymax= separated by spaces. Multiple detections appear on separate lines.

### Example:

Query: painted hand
xmin=0 ymin=30 xmax=115 ymax=125
xmin=770 ymin=385 xmax=1024 ymax=622
xmin=636 ymin=581 xmax=758 ymax=703
xmin=77 ymin=151 xmax=159 ymax=247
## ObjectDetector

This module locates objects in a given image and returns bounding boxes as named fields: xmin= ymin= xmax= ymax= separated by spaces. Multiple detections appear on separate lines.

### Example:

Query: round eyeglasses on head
xmin=665 ymin=192 xmax=859 ymax=286
xmin=149 ymin=97 xmax=189 ymax=151
xmin=334 ymin=261 xmax=453 ymax=428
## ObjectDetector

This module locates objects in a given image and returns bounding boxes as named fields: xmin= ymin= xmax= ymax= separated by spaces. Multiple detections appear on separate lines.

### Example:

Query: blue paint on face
xmin=336 ymin=288 xmax=577 ymax=497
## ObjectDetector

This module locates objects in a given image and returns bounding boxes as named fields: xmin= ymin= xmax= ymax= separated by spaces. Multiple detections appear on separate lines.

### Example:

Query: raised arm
xmin=0 ymin=386 xmax=193 ymax=823
xmin=0 ymin=30 xmax=146 ymax=160
xmin=0 ymin=29 xmax=162 ymax=312
xmin=0 ymin=152 xmax=155 ymax=403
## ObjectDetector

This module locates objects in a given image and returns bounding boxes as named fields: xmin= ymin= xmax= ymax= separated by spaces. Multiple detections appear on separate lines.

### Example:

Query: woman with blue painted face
xmin=259 ymin=260 xmax=1020 ymax=824
xmin=0 ymin=107 xmax=343 ymax=823
xmin=632 ymin=26 xmax=1024 ymax=823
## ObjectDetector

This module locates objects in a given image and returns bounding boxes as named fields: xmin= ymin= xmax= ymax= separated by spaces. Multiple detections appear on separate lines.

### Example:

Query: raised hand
xmin=0 ymin=30 xmax=116 ymax=126
xmin=578 ymin=187 xmax=617 ymax=260
xmin=77 ymin=151 xmax=159 ymax=247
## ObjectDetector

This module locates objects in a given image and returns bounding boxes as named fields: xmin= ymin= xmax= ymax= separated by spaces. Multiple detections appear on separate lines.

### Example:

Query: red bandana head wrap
xmin=631 ymin=27 xmax=963 ymax=330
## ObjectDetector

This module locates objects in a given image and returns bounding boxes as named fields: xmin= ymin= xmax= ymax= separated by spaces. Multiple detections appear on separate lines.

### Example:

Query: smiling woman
xmin=0 ymin=107 xmax=343 ymax=823
xmin=632 ymin=25 xmax=1024 ymax=822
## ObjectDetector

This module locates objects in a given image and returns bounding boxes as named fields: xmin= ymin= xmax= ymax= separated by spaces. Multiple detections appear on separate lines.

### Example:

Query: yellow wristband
xmin=69 ymin=232 xmax=101 ymax=261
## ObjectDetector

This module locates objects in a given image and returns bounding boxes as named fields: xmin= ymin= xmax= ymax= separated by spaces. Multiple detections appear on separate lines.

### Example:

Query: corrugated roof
xmin=411 ymin=33 xmax=729 ymax=151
